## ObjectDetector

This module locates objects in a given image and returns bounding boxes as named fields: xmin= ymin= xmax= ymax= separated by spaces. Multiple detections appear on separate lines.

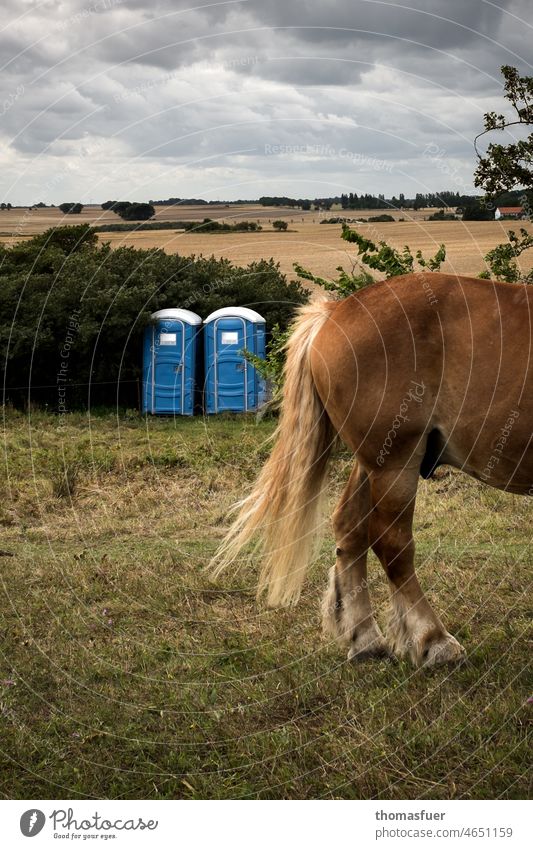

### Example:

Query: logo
xmin=20 ymin=810 xmax=46 ymax=837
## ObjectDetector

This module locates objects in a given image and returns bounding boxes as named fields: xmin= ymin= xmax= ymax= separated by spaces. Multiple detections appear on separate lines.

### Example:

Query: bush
xmin=96 ymin=214 xmax=262 ymax=233
xmin=184 ymin=218 xmax=261 ymax=233
xmin=244 ymin=322 xmax=291 ymax=400
xmin=93 ymin=221 xmax=183 ymax=233
xmin=320 ymin=216 xmax=360 ymax=224
xmin=0 ymin=227 xmax=308 ymax=410
xmin=428 ymin=210 xmax=457 ymax=221
xmin=272 ymin=220 xmax=288 ymax=231
xmin=59 ymin=203 xmax=83 ymax=215
xmin=32 ymin=223 xmax=98 ymax=254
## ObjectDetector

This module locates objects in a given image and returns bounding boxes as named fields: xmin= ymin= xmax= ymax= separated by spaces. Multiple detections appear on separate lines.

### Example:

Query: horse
xmin=211 ymin=272 xmax=533 ymax=667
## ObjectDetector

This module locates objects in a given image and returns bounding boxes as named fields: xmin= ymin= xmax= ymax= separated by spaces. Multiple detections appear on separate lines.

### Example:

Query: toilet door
xmin=152 ymin=321 xmax=185 ymax=414
xmin=214 ymin=319 xmax=247 ymax=412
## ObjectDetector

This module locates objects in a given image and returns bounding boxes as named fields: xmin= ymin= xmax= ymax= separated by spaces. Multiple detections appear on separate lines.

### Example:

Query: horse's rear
xmin=312 ymin=272 xmax=533 ymax=494
xmin=212 ymin=273 xmax=532 ymax=667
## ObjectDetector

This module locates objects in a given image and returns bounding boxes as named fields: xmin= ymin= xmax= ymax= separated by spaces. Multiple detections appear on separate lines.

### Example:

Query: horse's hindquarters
xmin=311 ymin=273 xmax=533 ymax=491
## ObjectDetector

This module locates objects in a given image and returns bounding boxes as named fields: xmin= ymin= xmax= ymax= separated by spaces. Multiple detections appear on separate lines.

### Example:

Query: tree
xmin=474 ymin=65 xmax=533 ymax=195
xmin=462 ymin=201 xmax=494 ymax=221
xmin=472 ymin=66 xmax=533 ymax=284
xmin=101 ymin=201 xmax=131 ymax=215
xmin=59 ymin=202 xmax=83 ymax=214
xmin=116 ymin=202 xmax=155 ymax=221
xmin=100 ymin=201 xmax=156 ymax=220
xmin=272 ymin=220 xmax=288 ymax=231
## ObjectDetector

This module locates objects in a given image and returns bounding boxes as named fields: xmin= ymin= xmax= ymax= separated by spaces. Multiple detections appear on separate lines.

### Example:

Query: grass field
xmin=1 ymin=410 xmax=531 ymax=799
xmin=1 ymin=204 xmax=532 ymax=282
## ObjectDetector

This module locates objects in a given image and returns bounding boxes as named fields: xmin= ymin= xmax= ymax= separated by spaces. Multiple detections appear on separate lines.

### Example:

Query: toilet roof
xmin=203 ymin=306 xmax=265 ymax=324
xmin=151 ymin=308 xmax=202 ymax=325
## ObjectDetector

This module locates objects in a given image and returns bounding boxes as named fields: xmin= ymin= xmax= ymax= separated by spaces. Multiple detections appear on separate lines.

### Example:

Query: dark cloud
xmin=0 ymin=0 xmax=530 ymax=203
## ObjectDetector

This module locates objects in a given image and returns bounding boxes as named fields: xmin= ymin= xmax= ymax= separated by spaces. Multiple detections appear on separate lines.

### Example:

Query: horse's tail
xmin=210 ymin=299 xmax=337 ymax=606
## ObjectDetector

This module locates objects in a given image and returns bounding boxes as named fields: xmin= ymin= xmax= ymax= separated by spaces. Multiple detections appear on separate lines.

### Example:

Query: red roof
xmin=498 ymin=206 xmax=523 ymax=213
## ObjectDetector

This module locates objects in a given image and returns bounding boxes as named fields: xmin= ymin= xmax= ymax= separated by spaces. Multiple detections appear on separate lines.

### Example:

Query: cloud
xmin=0 ymin=0 xmax=531 ymax=203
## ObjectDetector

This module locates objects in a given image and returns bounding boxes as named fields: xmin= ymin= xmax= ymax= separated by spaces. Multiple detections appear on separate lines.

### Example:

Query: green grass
xmin=0 ymin=409 xmax=531 ymax=799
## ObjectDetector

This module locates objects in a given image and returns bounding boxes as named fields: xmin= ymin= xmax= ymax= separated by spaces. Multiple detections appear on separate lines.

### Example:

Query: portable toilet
xmin=203 ymin=307 xmax=266 ymax=413
xmin=142 ymin=308 xmax=202 ymax=415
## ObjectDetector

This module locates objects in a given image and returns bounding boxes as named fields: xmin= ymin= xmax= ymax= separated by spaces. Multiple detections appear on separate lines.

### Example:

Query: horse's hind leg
xmin=368 ymin=467 xmax=465 ymax=667
xmin=322 ymin=461 xmax=389 ymax=661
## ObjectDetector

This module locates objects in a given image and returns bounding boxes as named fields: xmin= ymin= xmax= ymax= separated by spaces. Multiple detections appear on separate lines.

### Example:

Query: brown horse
xmin=212 ymin=272 xmax=533 ymax=667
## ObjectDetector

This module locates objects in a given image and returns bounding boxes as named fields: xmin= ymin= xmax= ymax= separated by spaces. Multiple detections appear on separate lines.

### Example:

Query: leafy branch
xmin=244 ymin=323 xmax=292 ymax=403
xmin=474 ymin=66 xmax=533 ymax=196
xmin=340 ymin=225 xmax=446 ymax=277
xmin=480 ymin=228 xmax=533 ymax=283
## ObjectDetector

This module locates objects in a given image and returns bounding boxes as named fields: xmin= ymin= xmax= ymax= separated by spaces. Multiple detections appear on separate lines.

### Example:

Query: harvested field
xmin=1 ymin=204 xmax=531 ymax=282
xmin=96 ymin=219 xmax=533 ymax=281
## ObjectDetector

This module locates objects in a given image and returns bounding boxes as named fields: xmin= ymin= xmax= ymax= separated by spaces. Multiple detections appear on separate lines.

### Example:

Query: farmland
xmin=0 ymin=410 xmax=531 ymax=799
xmin=1 ymin=203 xmax=532 ymax=800
xmin=1 ymin=204 xmax=532 ymax=282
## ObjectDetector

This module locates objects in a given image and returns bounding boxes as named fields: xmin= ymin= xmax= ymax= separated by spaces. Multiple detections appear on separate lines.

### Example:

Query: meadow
xmin=0 ymin=409 xmax=531 ymax=799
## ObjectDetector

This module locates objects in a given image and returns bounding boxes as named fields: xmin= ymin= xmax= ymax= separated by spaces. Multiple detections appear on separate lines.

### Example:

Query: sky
xmin=1 ymin=0 xmax=531 ymax=205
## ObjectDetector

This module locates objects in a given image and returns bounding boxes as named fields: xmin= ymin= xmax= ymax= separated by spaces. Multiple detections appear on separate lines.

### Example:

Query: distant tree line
xmin=148 ymin=197 xmax=258 ymax=206
xmin=259 ymin=196 xmax=312 ymax=209
xmin=257 ymin=188 xmax=533 ymax=220
xmin=259 ymin=191 xmax=495 ymax=211
xmin=148 ymin=197 xmax=209 ymax=205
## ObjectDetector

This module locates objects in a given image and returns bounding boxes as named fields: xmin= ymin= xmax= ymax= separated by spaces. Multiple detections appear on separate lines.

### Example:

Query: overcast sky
xmin=1 ymin=0 xmax=531 ymax=205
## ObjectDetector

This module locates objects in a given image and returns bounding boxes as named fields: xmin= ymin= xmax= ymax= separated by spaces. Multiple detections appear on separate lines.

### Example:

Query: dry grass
xmin=0 ymin=410 xmax=531 ymax=799
xmin=96 ymin=219 xmax=533 ymax=282
xmin=2 ymin=204 xmax=532 ymax=282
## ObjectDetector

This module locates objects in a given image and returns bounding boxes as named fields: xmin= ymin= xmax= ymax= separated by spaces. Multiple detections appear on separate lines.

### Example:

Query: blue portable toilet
xmin=203 ymin=307 xmax=266 ymax=413
xmin=142 ymin=308 xmax=202 ymax=415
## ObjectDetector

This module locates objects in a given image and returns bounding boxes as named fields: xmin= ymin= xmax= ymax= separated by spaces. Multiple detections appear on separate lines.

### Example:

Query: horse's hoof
xmin=421 ymin=633 xmax=466 ymax=668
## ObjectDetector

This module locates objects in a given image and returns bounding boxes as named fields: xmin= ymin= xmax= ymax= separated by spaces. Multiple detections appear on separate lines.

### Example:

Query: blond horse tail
xmin=210 ymin=300 xmax=337 ymax=606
